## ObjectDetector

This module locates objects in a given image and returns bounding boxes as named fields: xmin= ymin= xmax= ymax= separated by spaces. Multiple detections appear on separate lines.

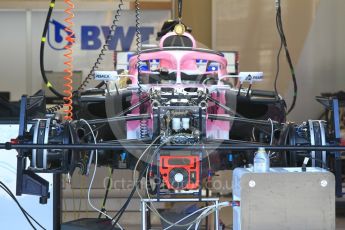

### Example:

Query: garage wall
xmin=0 ymin=11 xmax=29 ymax=101
xmin=288 ymin=0 xmax=345 ymax=121
xmin=213 ymin=0 xmax=319 ymax=91
xmin=213 ymin=0 xmax=344 ymax=120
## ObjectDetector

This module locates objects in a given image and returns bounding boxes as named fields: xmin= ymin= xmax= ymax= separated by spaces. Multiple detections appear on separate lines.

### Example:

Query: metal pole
xmin=141 ymin=200 xmax=147 ymax=230
xmin=1 ymin=143 xmax=345 ymax=152
xmin=333 ymin=98 xmax=343 ymax=197
xmin=142 ymin=198 xmax=219 ymax=202
xmin=215 ymin=199 xmax=219 ymax=230
xmin=147 ymin=202 xmax=151 ymax=230
xmin=87 ymin=114 xmax=151 ymax=125
xmin=53 ymin=174 xmax=61 ymax=230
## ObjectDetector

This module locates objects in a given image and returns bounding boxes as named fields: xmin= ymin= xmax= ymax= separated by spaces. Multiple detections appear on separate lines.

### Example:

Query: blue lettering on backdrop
xmin=48 ymin=19 xmax=75 ymax=51
xmin=48 ymin=20 xmax=154 ymax=51
xmin=81 ymin=26 xmax=101 ymax=50
xmin=82 ymin=26 xmax=154 ymax=51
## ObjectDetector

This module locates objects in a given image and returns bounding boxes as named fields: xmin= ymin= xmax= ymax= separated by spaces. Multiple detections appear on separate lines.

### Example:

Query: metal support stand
xmin=317 ymin=96 xmax=344 ymax=197
xmin=141 ymin=198 xmax=220 ymax=230
xmin=53 ymin=174 xmax=61 ymax=230
xmin=332 ymin=98 xmax=343 ymax=197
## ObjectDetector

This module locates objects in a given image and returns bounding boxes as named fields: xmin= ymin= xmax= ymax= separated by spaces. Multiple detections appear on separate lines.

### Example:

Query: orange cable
xmin=63 ymin=0 xmax=75 ymax=121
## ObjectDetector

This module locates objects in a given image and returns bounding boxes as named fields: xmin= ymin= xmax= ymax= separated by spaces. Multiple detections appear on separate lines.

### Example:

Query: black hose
xmin=40 ymin=0 xmax=65 ymax=99
xmin=178 ymin=0 xmax=183 ymax=18
xmin=98 ymin=168 xmax=114 ymax=219
xmin=274 ymin=0 xmax=298 ymax=115
xmin=0 ymin=182 xmax=46 ymax=230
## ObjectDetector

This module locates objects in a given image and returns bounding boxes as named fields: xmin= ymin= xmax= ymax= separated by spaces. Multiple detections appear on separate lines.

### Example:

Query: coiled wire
xmin=135 ymin=0 xmax=142 ymax=77
xmin=46 ymin=104 xmax=64 ymax=114
xmin=63 ymin=0 xmax=76 ymax=121
xmin=77 ymin=0 xmax=124 ymax=91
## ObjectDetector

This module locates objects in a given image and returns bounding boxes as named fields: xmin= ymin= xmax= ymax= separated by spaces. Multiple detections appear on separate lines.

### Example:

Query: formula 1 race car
xmin=1 ymin=24 xmax=334 ymax=202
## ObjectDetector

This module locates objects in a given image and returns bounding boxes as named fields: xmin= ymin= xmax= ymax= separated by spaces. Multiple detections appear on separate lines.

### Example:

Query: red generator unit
xmin=159 ymin=155 xmax=201 ymax=191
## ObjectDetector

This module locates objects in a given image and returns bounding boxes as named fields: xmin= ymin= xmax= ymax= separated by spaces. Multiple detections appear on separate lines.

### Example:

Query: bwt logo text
xmin=48 ymin=20 xmax=154 ymax=51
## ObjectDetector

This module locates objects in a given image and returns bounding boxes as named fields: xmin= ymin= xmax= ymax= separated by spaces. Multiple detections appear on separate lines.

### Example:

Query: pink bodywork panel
xmin=206 ymin=91 xmax=230 ymax=139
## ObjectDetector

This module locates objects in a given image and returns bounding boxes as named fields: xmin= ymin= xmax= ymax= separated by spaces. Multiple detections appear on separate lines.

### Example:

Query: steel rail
xmin=1 ymin=143 xmax=345 ymax=152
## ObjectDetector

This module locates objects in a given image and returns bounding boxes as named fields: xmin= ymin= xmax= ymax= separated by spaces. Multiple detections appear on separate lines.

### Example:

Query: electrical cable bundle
xmin=274 ymin=0 xmax=298 ymax=115
xmin=0 ymin=181 xmax=46 ymax=230
xmin=62 ymin=0 xmax=76 ymax=121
